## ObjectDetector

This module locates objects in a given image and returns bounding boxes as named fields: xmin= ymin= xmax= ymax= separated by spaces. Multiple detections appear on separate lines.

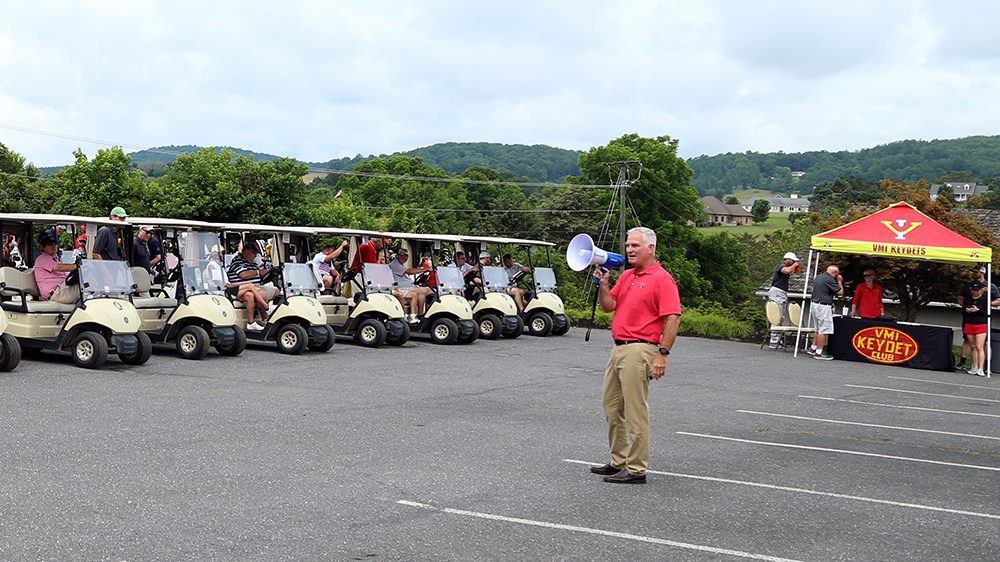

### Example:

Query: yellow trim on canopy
xmin=810 ymin=235 xmax=992 ymax=264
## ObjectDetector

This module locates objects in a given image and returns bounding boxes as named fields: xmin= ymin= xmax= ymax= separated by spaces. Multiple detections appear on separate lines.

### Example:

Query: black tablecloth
xmin=827 ymin=317 xmax=954 ymax=372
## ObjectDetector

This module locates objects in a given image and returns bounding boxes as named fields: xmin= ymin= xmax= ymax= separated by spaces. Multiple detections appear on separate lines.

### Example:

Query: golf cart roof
xmin=0 ymin=213 xmax=126 ymax=227
xmin=458 ymin=235 xmax=556 ymax=247
xmin=127 ymin=216 xmax=225 ymax=230
xmin=312 ymin=227 xmax=395 ymax=238
xmin=381 ymin=231 xmax=466 ymax=243
xmin=216 ymin=222 xmax=317 ymax=236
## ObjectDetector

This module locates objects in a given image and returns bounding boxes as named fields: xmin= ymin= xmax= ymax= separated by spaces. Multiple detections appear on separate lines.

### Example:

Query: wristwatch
xmin=657 ymin=347 xmax=670 ymax=356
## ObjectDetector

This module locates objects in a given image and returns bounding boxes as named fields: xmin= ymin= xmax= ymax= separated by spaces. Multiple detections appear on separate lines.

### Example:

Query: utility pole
xmin=602 ymin=160 xmax=642 ymax=251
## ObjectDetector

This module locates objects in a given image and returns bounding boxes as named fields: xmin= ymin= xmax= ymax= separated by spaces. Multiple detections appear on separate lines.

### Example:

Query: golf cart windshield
xmin=283 ymin=263 xmax=320 ymax=295
xmin=178 ymin=231 xmax=224 ymax=262
xmin=363 ymin=263 xmax=395 ymax=293
xmin=182 ymin=259 xmax=227 ymax=295
xmin=533 ymin=267 xmax=557 ymax=293
xmin=435 ymin=266 xmax=465 ymax=294
xmin=481 ymin=266 xmax=510 ymax=292
xmin=79 ymin=259 xmax=133 ymax=300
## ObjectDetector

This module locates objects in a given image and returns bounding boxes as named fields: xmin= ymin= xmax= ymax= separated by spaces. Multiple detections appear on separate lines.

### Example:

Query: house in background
xmin=929 ymin=182 xmax=989 ymax=202
xmin=742 ymin=194 xmax=810 ymax=213
xmin=700 ymin=196 xmax=753 ymax=226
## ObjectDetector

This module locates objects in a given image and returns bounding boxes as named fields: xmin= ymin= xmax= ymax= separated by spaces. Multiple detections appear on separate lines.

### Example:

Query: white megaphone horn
xmin=566 ymin=233 xmax=626 ymax=272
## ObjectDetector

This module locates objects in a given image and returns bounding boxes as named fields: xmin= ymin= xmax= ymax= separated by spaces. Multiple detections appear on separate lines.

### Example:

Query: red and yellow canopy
xmin=810 ymin=201 xmax=991 ymax=264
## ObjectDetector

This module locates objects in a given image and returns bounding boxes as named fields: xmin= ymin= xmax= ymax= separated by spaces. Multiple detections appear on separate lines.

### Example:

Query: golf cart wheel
xmin=527 ymin=311 xmax=554 ymax=337
xmin=308 ymin=325 xmax=336 ymax=352
xmin=276 ymin=323 xmax=309 ymax=355
xmin=215 ymin=326 xmax=247 ymax=357
xmin=119 ymin=331 xmax=153 ymax=365
xmin=354 ymin=318 xmax=386 ymax=348
xmin=458 ymin=320 xmax=479 ymax=344
xmin=502 ymin=315 xmax=523 ymax=339
xmin=477 ymin=313 xmax=502 ymax=340
xmin=385 ymin=320 xmax=410 ymax=346
xmin=429 ymin=317 xmax=459 ymax=345
xmin=176 ymin=325 xmax=211 ymax=360
xmin=71 ymin=331 xmax=108 ymax=369
xmin=551 ymin=314 xmax=570 ymax=336
xmin=0 ymin=333 xmax=21 ymax=372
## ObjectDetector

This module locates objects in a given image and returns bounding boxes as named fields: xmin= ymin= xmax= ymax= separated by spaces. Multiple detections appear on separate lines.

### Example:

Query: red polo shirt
xmin=610 ymin=261 xmax=682 ymax=343
xmin=350 ymin=241 xmax=380 ymax=272
xmin=852 ymin=282 xmax=883 ymax=319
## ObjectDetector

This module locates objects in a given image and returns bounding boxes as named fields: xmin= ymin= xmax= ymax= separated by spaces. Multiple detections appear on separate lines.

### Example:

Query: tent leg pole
xmin=794 ymin=249 xmax=815 ymax=357
xmin=989 ymin=264 xmax=993 ymax=378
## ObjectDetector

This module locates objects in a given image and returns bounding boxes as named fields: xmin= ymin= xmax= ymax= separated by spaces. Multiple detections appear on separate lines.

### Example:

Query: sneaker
xmin=806 ymin=348 xmax=817 ymax=356
xmin=813 ymin=353 xmax=834 ymax=361
xmin=267 ymin=303 xmax=278 ymax=316
xmin=768 ymin=345 xmax=779 ymax=350
xmin=246 ymin=322 xmax=264 ymax=331
xmin=971 ymin=368 xmax=987 ymax=377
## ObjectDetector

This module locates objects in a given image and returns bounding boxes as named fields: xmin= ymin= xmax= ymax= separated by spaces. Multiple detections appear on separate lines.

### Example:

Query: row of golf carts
xmin=0 ymin=213 xmax=569 ymax=370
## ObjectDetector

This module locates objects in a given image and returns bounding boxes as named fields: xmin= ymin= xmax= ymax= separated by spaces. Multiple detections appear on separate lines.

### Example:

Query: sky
xmin=1 ymin=0 xmax=999 ymax=167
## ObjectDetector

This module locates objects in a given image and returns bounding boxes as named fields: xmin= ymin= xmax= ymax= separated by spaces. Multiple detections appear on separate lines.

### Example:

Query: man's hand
xmin=651 ymin=355 xmax=667 ymax=380
xmin=595 ymin=267 xmax=610 ymax=285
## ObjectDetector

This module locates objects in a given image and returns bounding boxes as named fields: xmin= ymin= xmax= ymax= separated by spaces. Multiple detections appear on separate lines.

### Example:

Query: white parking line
xmin=396 ymin=500 xmax=802 ymax=562
xmin=561 ymin=459 xmax=1000 ymax=521
xmin=736 ymin=410 xmax=1000 ymax=441
xmin=887 ymin=375 xmax=1000 ymax=391
xmin=799 ymin=395 xmax=1000 ymax=419
xmin=844 ymin=384 xmax=1000 ymax=404
xmin=676 ymin=432 xmax=1000 ymax=472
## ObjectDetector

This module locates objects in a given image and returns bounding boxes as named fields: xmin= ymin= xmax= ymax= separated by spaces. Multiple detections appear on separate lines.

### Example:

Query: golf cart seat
xmin=0 ymin=266 xmax=77 ymax=313
xmin=130 ymin=267 xmax=178 ymax=309
xmin=318 ymin=294 xmax=349 ymax=306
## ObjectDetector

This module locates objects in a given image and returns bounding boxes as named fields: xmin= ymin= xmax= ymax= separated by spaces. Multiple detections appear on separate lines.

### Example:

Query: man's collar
xmin=631 ymin=261 xmax=662 ymax=276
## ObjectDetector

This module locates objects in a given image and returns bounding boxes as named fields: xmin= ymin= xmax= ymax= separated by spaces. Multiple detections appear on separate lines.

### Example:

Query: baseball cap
xmin=783 ymin=252 xmax=799 ymax=261
xmin=397 ymin=247 xmax=409 ymax=255
xmin=479 ymin=251 xmax=491 ymax=259
xmin=110 ymin=206 xmax=128 ymax=218
xmin=38 ymin=233 xmax=58 ymax=246
xmin=970 ymin=280 xmax=986 ymax=290
xmin=241 ymin=244 xmax=258 ymax=254
xmin=973 ymin=265 xmax=987 ymax=273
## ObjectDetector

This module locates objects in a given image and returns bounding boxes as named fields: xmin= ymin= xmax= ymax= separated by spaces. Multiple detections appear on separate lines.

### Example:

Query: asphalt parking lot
xmin=1 ymin=329 xmax=998 ymax=561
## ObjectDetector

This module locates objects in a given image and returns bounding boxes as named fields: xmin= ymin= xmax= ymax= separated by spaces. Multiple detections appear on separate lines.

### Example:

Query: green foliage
xmin=750 ymin=199 xmax=770 ymax=223
xmin=787 ymin=212 xmax=808 ymax=224
xmin=46 ymin=147 xmax=148 ymax=216
xmin=0 ymin=143 xmax=43 ymax=212
xmin=677 ymin=301 xmax=763 ymax=340
xmin=688 ymin=135 xmax=1000 ymax=196
xmin=724 ymin=195 xmax=739 ymax=204
xmin=810 ymin=177 xmax=884 ymax=215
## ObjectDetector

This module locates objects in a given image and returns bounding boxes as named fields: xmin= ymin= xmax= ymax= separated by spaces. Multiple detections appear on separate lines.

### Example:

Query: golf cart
xmin=450 ymin=236 xmax=523 ymax=339
xmin=461 ymin=235 xmax=568 ymax=337
xmin=312 ymin=227 xmax=409 ymax=348
xmin=0 ymin=306 xmax=21 ymax=372
xmin=0 ymin=213 xmax=153 ymax=368
xmin=125 ymin=217 xmax=246 ymax=359
xmin=388 ymin=232 xmax=478 ymax=345
xmin=218 ymin=223 xmax=333 ymax=354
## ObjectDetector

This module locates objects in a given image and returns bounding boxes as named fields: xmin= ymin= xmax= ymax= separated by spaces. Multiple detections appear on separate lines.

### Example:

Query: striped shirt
xmin=227 ymin=254 xmax=260 ymax=284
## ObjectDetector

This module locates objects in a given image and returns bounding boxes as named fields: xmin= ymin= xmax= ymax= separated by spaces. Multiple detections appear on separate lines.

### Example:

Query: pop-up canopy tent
xmin=794 ymin=201 xmax=994 ymax=376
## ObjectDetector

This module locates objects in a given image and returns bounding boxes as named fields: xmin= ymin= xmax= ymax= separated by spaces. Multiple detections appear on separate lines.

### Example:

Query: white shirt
xmin=389 ymin=258 xmax=413 ymax=287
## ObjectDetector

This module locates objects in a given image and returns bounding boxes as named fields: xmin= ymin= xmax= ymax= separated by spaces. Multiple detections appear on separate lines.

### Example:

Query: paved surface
xmin=1 ymin=329 xmax=998 ymax=561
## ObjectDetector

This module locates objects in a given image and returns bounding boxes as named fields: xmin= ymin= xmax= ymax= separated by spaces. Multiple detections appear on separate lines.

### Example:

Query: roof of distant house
xmin=703 ymin=196 xmax=752 ymax=217
xmin=929 ymin=182 xmax=989 ymax=196
xmin=744 ymin=196 xmax=811 ymax=207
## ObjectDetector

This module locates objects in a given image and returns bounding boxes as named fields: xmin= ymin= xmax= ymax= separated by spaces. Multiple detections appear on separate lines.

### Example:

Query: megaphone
xmin=566 ymin=234 xmax=626 ymax=272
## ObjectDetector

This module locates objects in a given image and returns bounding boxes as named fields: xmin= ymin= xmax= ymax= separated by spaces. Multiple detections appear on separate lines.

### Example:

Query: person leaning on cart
xmin=226 ymin=244 xmax=272 ymax=332
xmin=33 ymin=233 xmax=80 ymax=304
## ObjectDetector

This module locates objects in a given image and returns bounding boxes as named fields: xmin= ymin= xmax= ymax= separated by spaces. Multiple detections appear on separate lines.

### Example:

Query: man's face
xmin=480 ymin=256 xmax=490 ymax=265
xmin=503 ymin=258 xmax=513 ymax=268
xmin=784 ymin=258 xmax=794 ymax=266
xmin=322 ymin=247 xmax=334 ymax=256
xmin=864 ymin=271 xmax=875 ymax=283
xmin=138 ymin=229 xmax=150 ymax=241
xmin=397 ymin=253 xmax=408 ymax=264
xmin=974 ymin=270 xmax=985 ymax=280
xmin=456 ymin=255 xmax=466 ymax=265
xmin=625 ymin=232 xmax=654 ymax=268
xmin=242 ymin=249 xmax=256 ymax=261
xmin=42 ymin=243 xmax=57 ymax=256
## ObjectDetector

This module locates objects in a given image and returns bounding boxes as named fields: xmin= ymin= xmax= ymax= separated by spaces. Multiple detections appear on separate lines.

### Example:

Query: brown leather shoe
xmin=589 ymin=463 xmax=624 ymax=475
xmin=603 ymin=471 xmax=646 ymax=484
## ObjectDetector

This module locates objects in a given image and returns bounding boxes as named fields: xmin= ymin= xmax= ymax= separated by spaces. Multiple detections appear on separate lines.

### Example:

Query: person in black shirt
xmin=93 ymin=207 xmax=128 ymax=261
xmin=767 ymin=252 xmax=799 ymax=348
xmin=961 ymin=281 xmax=989 ymax=377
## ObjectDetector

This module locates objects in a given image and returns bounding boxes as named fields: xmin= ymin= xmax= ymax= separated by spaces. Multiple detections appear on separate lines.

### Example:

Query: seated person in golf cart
xmin=388 ymin=247 xmax=432 ymax=323
xmin=226 ymin=244 xmax=272 ymax=331
xmin=502 ymin=253 xmax=530 ymax=311
xmin=454 ymin=251 xmax=481 ymax=299
xmin=33 ymin=232 xmax=80 ymax=304
xmin=312 ymin=240 xmax=349 ymax=294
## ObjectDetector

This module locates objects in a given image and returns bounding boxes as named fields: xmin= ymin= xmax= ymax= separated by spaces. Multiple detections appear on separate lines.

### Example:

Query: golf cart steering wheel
xmin=510 ymin=270 xmax=528 ymax=286
xmin=260 ymin=267 xmax=278 ymax=285
xmin=413 ymin=270 xmax=431 ymax=286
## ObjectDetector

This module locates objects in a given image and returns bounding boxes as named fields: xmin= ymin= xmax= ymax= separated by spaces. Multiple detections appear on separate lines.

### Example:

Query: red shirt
xmin=350 ymin=241 xmax=380 ymax=272
xmin=852 ymin=282 xmax=883 ymax=319
xmin=609 ymin=261 xmax=682 ymax=343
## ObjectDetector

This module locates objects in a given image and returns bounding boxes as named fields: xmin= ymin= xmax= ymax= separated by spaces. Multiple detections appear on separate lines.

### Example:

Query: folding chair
xmin=761 ymin=300 xmax=797 ymax=351
xmin=788 ymin=302 xmax=816 ymax=351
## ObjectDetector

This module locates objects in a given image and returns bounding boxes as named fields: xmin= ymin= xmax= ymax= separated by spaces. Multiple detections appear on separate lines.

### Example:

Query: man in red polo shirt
xmin=350 ymin=236 xmax=387 ymax=271
xmin=591 ymin=226 xmax=682 ymax=484
xmin=850 ymin=268 xmax=883 ymax=319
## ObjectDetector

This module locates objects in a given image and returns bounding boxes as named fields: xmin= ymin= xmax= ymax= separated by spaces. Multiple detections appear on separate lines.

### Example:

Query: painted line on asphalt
xmin=798 ymin=395 xmax=1000 ymax=419
xmin=887 ymin=375 xmax=1000 ymax=391
xmin=561 ymin=459 xmax=1000 ymax=521
xmin=676 ymin=431 xmax=1000 ymax=472
xmin=736 ymin=410 xmax=1000 ymax=441
xmin=844 ymin=384 xmax=1000 ymax=404
xmin=396 ymin=500 xmax=802 ymax=561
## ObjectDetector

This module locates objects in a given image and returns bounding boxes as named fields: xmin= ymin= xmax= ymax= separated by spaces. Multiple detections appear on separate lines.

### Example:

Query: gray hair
xmin=826 ymin=265 xmax=839 ymax=275
xmin=627 ymin=226 xmax=657 ymax=247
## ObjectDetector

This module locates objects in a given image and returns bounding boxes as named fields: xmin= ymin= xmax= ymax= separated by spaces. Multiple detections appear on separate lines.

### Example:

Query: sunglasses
xmin=863 ymin=274 xmax=874 ymax=278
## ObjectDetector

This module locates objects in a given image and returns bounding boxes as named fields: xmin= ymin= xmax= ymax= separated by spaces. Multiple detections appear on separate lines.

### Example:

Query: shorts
xmin=963 ymin=323 xmax=988 ymax=336
xmin=810 ymin=303 xmax=834 ymax=334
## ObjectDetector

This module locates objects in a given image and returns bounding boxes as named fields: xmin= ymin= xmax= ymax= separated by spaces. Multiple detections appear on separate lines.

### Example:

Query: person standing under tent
xmin=850 ymin=268 xmax=884 ymax=319
xmin=807 ymin=265 xmax=844 ymax=360
xmin=590 ymin=226 xmax=682 ymax=485
xmin=956 ymin=265 xmax=999 ymax=371
xmin=961 ymin=281 xmax=990 ymax=377
xmin=767 ymin=252 xmax=799 ymax=349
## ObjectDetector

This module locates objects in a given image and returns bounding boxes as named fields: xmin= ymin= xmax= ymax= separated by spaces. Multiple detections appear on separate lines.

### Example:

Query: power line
xmin=0 ymin=123 xmax=611 ymax=190
xmin=353 ymin=205 xmax=606 ymax=214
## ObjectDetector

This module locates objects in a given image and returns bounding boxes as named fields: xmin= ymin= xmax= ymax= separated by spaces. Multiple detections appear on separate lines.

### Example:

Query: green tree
xmin=724 ymin=195 xmax=739 ymax=205
xmin=0 ymin=142 xmax=43 ymax=212
xmin=750 ymin=199 xmax=770 ymax=223
xmin=47 ymin=147 xmax=147 ymax=216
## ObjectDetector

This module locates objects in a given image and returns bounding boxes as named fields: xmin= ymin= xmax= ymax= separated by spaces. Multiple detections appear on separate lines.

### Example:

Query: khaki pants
xmin=602 ymin=343 xmax=656 ymax=475
xmin=50 ymin=284 xmax=80 ymax=304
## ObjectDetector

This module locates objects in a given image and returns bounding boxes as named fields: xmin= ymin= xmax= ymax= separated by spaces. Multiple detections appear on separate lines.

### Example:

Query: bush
xmin=565 ymin=299 xmax=768 ymax=342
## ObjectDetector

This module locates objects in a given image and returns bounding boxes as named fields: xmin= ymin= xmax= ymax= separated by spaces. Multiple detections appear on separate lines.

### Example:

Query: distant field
xmin=730 ymin=188 xmax=779 ymax=203
xmin=698 ymin=212 xmax=792 ymax=237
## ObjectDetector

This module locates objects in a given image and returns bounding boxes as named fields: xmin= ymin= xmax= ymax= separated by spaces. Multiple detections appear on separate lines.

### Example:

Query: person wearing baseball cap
xmin=388 ymin=246 xmax=432 ymax=323
xmin=33 ymin=232 xmax=80 ymax=304
xmin=956 ymin=263 xmax=1000 ymax=371
xmin=766 ymin=251 xmax=800 ymax=349
xmin=226 ymin=243 xmax=272 ymax=331
xmin=961 ymin=280 xmax=990 ymax=376
xmin=92 ymin=206 xmax=128 ymax=260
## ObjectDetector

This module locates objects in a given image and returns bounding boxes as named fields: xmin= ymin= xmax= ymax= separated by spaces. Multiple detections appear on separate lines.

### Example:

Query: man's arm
xmin=651 ymin=314 xmax=681 ymax=380
xmin=779 ymin=261 xmax=798 ymax=275
xmin=596 ymin=268 xmax=615 ymax=312
xmin=834 ymin=275 xmax=844 ymax=296
xmin=53 ymin=263 xmax=77 ymax=273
